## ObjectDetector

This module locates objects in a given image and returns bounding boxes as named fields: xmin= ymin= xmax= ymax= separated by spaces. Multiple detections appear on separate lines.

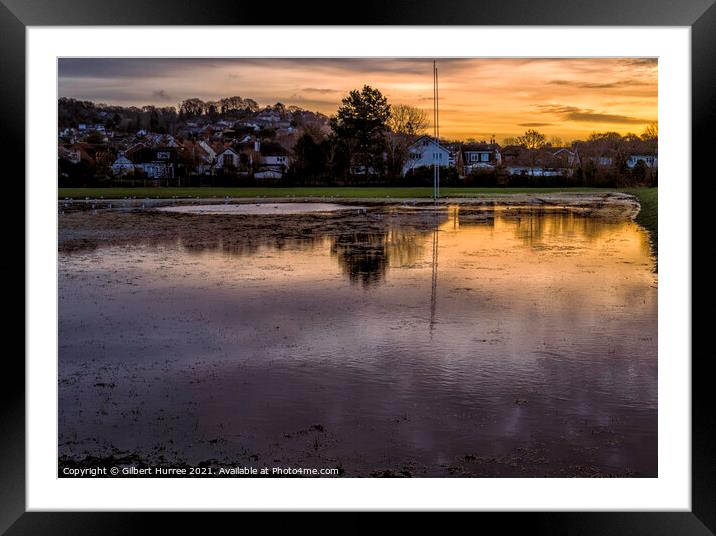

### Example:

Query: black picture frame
xmin=6 ymin=0 xmax=713 ymax=532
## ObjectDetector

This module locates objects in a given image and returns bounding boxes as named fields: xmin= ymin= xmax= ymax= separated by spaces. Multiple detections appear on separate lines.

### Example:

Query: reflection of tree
xmin=60 ymin=207 xmax=448 ymax=286
xmin=506 ymin=207 xmax=615 ymax=247
xmin=330 ymin=226 xmax=428 ymax=287
xmin=331 ymin=232 xmax=389 ymax=287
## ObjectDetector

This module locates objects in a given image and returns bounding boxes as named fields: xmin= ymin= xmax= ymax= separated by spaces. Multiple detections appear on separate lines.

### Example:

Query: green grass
xmin=621 ymin=187 xmax=657 ymax=255
xmin=59 ymin=186 xmax=609 ymax=200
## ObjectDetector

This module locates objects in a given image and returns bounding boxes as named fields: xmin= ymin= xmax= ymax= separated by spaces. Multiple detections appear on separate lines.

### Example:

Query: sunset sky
xmin=58 ymin=58 xmax=657 ymax=142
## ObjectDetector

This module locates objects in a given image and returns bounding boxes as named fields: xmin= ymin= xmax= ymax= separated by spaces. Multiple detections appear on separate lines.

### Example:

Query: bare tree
xmin=548 ymin=136 xmax=564 ymax=148
xmin=387 ymin=104 xmax=428 ymax=137
xmin=516 ymin=129 xmax=546 ymax=150
xmin=516 ymin=129 xmax=547 ymax=176
xmin=386 ymin=104 xmax=429 ymax=177
xmin=641 ymin=122 xmax=658 ymax=141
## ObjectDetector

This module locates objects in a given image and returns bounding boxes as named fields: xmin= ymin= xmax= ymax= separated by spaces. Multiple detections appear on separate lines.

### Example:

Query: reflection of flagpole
xmin=430 ymin=220 xmax=439 ymax=337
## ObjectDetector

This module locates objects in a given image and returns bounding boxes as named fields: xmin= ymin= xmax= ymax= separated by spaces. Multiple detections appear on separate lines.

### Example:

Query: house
xmin=110 ymin=152 xmax=135 ymax=176
xmin=402 ymin=135 xmax=452 ymax=176
xmin=552 ymin=147 xmax=580 ymax=167
xmin=130 ymin=147 xmax=178 ymax=178
xmin=59 ymin=143 xmax=96 ymax=165
xmin=504 ymin=148 xmax=569 ymax=177
xmin=500 ymin=145 xmax=523 ymax=163
xmin=179 ymin=140 xmax=216 ymax=175
xmin=58 ymin=146 xmax=82 ymax=165
xmin=256 ymin=141 xmax=289 ymax=172
xmin=213 ymin=147 xmax=241 ymax=171
xmin=627 ymin=154 xmax=658 ymax=168
xmin=256 ymin=109 xmax=282 ymax=125
xmin=461 ymin=143 xmax=501 ymax=174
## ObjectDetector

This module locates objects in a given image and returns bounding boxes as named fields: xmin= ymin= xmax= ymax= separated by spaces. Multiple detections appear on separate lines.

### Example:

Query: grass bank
xmin=59 ymin=186 xmax=611 ymax=200
xmin=620 ymin=187 xmax=657 ymax=255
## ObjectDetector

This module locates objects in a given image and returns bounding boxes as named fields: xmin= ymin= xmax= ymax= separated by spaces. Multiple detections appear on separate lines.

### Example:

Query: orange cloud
xmin=59 ymin=58 xmax=657 ymax=142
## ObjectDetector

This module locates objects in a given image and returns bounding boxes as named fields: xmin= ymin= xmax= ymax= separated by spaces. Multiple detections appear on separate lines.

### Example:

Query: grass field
xmin=59 ymin=186 xmax=610 ymax=199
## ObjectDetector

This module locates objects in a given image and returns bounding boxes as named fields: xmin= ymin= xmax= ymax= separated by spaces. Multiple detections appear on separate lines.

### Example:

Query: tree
xmin=516 ymin=129 xmax=546 ymax=176
xmin=641 ymin=122 xmax=658 ymax=153
xmin=631 ymin=159 xmax=647 ymax=185
xmin=385 ymin=104 xmax=429 ymax=178
xmin=387 ymin=104 xmax=428 ymax=137
xmin=548 ymin=136 xmax=564 ymax=148
xmin=243 ymin=98 xmax=259 ymax=113
xmin=292 ymin=133 xmax=329 ymax=182
xmin=516 ymin=129 xmax=546 ymax=150
xmin=220 ymin=96 xmax=245 ymax=114
xmin=179 ymin=98 xmax=207 ymax=117
xmin=331 ymin=85 xmax=391 ymax=179
xmin=641 ymin=122 xmax=658 ymax=141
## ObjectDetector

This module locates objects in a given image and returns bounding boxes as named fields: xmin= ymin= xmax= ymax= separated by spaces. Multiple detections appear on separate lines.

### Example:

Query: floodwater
xmin=156 ymin=202 xmax=363 ymax=215
xmin=58 ymin=204 xmax=657 ymax=477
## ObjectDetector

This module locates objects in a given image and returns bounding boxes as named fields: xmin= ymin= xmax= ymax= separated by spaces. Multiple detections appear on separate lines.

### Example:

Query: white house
xmin=111 ymin=152 xmax=135 ymax=176
xmin=213 ymin=147 xmax=241 ymax=170
xmin=402 ymin=135 xmax=452 ymax=176
xmin=627 ymin=154 xmax=658 ymax=168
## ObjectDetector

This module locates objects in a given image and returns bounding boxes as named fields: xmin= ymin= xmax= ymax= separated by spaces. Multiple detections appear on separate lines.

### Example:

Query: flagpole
xmin=433 ymin=60 xmax=437 ymax=201
xmin=436 ymin=62 xmax=440 ymax=199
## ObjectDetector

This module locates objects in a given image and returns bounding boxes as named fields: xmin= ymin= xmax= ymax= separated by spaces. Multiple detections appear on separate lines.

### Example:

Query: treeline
xmin=58 ymin=97 xmax=324 ymax=133
xmin=58 ymin=98 xmax=179 ymax=133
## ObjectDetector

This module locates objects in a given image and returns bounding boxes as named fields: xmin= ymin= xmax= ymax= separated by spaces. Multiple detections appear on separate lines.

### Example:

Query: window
xmin=481 ymin=153 xmax=489 ymax=162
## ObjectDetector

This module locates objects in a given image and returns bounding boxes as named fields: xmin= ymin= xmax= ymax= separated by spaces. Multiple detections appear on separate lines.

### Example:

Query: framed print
xmin=6 ymin=0 xmax=714 ymax=532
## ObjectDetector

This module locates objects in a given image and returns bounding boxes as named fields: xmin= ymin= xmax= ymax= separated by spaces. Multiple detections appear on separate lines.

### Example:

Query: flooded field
xmin=58 ymin=201 xmax=657 ymax=477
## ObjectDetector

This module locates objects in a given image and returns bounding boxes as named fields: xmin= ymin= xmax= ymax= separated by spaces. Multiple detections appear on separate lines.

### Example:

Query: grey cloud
xmin=301 ymin=87 xmax=341 ymax=94
xmin=548 ymin=79 xmax=652 ymax=89
xmin=535 ymin=104 xmax=651 ymax=124
xmin=152 ymin=89 xmax=174 ymax=101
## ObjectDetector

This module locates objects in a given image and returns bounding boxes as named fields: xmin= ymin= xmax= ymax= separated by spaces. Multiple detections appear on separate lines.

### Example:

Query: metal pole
xmin=436 ymin=63 xmax=440 ymax=199
xmin=433 ymin=61 xmax=437 ymax=201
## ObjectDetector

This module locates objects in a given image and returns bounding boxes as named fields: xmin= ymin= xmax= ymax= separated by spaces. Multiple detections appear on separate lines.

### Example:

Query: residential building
xmin=461 ymin=143 xmax=502 ymax=174
xmin=402 ymin=135 xmax=452 ymax=176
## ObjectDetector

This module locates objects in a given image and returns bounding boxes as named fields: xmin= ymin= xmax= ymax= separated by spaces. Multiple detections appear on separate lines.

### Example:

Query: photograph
xmin=57 ymin=56 xmax=658 ymax=479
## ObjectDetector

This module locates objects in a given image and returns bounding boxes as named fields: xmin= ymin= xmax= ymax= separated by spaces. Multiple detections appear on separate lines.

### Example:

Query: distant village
xmin=58 ymin=93 xmax=658 ymax=188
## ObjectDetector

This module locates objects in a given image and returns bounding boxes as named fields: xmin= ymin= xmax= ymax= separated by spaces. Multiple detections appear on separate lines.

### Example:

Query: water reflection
xmin=59 ymin=205 xmax=657 ymax=476
xmin=60 ymin=206 xmax=654 ymax=289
